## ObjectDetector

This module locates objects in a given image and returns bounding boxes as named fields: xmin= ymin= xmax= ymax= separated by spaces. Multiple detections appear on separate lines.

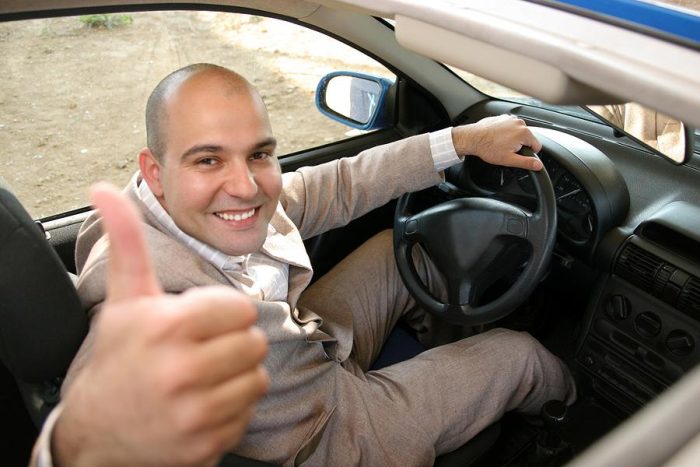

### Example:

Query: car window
xmin=0 ymin=10 xmax=395 ymax=219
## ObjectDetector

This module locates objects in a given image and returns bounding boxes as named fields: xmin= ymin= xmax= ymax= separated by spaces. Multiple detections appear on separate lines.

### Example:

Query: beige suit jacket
xmin=63 ymin=133 xmax=444 ymax=466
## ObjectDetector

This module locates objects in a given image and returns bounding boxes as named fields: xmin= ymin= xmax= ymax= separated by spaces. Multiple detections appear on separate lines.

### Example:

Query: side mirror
xmin=315 ymin=71 xmax=394 ymax=130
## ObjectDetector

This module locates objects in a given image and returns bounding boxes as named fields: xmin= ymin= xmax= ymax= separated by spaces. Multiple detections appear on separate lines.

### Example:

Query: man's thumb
xmin=90 ymin=182 xmax=162 ymax=302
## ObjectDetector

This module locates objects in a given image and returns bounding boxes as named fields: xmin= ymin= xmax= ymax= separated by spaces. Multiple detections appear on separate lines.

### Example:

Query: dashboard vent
xmin=616 ymin=243 xmax=663 ymax=290
xmin=678 ymin=277 xmax=700 ymax=319
xmin=617 ymin=242 xmax=700 ymax=320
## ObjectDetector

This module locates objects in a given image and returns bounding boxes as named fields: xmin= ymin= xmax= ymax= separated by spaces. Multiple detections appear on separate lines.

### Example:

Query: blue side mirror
xmin=315 ymin=71 xmax=394 ymax=131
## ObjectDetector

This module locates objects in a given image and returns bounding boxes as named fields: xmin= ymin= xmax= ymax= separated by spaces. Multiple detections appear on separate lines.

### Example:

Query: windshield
xmin=447 ymin=66 xmax=694 ymax=162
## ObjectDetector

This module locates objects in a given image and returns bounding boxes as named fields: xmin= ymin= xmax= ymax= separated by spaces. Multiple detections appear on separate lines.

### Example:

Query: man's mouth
xmin=214 ymin=208 xmax=256 ymax=222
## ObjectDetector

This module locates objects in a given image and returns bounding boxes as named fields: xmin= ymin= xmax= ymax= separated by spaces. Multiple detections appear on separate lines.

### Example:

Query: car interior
xmin=2 ymin=1 xmax=700 ymax=466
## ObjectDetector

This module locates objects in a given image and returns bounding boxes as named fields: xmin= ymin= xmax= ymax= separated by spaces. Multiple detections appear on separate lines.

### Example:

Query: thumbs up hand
xmin=51 ymin=183 xmax=269 ymax=467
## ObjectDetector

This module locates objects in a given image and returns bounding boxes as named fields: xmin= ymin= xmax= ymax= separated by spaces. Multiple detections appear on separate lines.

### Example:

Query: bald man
xmin=41 ymin=64 xmax=574 ymax=466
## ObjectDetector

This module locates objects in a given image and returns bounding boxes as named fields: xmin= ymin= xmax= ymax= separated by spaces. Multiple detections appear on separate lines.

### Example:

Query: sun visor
xmin=395 ymin=15 xmax=620 ymax=105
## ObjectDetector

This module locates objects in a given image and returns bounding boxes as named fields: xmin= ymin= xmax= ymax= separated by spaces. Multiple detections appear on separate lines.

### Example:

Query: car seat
xmin=0 ymin=188 xmax=88 ymax=428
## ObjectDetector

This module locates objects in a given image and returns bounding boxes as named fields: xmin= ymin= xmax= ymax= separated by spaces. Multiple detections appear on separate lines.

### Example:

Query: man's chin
xmin=215 ymin=236 xmax=266 ymax=257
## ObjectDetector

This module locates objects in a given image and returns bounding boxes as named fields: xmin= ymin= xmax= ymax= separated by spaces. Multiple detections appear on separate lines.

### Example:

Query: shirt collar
xmin=133 ymin=173 xmax=312 ymax=273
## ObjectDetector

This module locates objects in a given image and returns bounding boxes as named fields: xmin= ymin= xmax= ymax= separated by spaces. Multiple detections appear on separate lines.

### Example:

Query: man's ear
xmin=139 ymin=148 xmax=164 ymax=197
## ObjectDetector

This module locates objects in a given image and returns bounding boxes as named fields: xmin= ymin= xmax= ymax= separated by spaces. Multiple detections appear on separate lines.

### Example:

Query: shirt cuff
xmin=35 ymin=405 xmax=64 ymax=467
xmin=429 ymin=127 xmax=463 ymax=172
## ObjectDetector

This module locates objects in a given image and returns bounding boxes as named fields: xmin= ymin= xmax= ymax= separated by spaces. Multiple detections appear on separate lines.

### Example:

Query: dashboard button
xmin=635 ymin=311 xmax=662 ymax=337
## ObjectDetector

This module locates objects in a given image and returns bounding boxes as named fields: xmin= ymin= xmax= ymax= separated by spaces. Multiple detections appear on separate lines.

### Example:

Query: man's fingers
xmin=90 ymin=182 xmax=162 ymax=302
xmin=187 ymin=326 xmax=268 ymax=388
xmin=170 ymin=286 xmax=259 ymax=340
xmin=528 ymin=135 xmax=543 ymax=154
xmin=202 ymin=366 xmax=269 ymax=428
xmin=506 ymin=152 xmax=544 ymax=171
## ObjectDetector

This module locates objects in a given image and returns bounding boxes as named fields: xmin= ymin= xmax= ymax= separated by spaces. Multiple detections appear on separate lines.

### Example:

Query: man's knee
xmin=490 ymin=328 xmax=573 ymax=394
xmin=477 ymin=328 xmax=551 ymax=370
xmin=496 ymin=328 xmax=541 ymax=354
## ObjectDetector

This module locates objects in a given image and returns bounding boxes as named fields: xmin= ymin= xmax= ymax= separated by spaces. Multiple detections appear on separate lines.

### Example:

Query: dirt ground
xmin=0 ymin=11 xmax=389 ymax=218
xmin=1 ymin=4 xmax=699 ymax=219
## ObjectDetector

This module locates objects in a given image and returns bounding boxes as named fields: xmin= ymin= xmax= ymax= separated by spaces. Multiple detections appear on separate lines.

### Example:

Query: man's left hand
xmin=452 ymin=115 xmax=543 ymax=171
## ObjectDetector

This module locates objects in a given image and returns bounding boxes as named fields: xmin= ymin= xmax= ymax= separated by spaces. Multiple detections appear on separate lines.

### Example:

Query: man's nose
xmin=221 ymin=160 xmax=258 ymax=199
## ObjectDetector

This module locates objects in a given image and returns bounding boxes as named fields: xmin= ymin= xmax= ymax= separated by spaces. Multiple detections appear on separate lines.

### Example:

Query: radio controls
xmin=635 ymin=312 xmax=662 ymax=338
xmin=666 ymin=330 xmax=694 ymax=357
xmin=606 ymin=295 xmax=631 ymax=321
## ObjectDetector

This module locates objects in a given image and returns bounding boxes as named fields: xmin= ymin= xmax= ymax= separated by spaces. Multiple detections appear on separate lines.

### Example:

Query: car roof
xmin=539 ymin=0 xmax=700 ymax=45
xmin=3 ymin=0 xmax=700 ymax=127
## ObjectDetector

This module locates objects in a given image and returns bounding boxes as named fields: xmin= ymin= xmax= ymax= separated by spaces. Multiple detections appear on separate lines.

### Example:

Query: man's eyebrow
xmin=180 ymin=138 xmax=277 ymax=162
xmin=181 ymin=144 xmax=222 ymax=161
xmin=253 ymin=137 xmax=277 ymax=150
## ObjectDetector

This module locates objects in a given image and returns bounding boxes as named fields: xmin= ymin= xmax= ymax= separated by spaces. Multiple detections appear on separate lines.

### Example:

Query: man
xmin=63 ymin=63 xmax=575 ymax=466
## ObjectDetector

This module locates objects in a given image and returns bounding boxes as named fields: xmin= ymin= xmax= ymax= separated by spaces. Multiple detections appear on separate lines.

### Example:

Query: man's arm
xmin=31 ymin=183 xmax=269 ymax=467
xmin=283 ymin=114 xmax=543 ymax=239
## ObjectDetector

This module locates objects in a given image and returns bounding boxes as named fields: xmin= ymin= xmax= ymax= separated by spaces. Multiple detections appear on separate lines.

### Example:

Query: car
xmin=1 ymin=0 xmax=700 ymax=465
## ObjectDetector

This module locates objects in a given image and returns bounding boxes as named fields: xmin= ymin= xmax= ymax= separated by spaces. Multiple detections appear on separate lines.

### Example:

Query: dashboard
xmin=466 ymin=153 xmax=593 ymax=243
xmin=443 ymin=125 xmax=700 ymax=415
xmin=444 ymin=127 xmax=630 ymax=261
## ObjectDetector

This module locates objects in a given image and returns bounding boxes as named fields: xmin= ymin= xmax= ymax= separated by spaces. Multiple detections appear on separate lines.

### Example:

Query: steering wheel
xmin=393 ymin=148 xmax=557 ymax=325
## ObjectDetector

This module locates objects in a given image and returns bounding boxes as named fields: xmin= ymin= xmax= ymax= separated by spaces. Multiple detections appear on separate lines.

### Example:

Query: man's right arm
xmin=30 ymin=183 xmax=269 ymax=467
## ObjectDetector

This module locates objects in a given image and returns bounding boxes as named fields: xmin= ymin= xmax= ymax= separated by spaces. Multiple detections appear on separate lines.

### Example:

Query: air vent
xmin=616 ymin=244 xmax=663 ymax=290
xmin=678 ymin=277 xmax=700 ymax=319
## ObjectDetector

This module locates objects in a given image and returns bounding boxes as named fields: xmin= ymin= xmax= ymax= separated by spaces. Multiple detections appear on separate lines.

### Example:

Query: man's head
xmin=139 ymin=64 xmax=282 ymax=256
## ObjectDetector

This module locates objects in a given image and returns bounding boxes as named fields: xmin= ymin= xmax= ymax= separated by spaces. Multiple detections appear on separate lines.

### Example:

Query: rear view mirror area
xmin=586 ymin=103 xmax=694 ymax=164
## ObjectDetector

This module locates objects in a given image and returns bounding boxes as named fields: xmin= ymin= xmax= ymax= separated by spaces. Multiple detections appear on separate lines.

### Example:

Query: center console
xmin=576 ymin=202 xmax=700 ymax=414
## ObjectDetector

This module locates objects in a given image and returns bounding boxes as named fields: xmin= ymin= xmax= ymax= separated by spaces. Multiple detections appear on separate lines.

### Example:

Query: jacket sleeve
xmin=28 ymin=405 xmax=63 ymax=467
xmin=280 ymin=133 xmax=442 ymax=240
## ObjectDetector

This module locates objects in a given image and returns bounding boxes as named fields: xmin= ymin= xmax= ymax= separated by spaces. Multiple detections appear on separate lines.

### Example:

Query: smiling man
xmin=65 ymin=63 xmax=575 ymax=466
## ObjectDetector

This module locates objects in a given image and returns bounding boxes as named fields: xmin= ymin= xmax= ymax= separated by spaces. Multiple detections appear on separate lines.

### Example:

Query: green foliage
xmin=79 ymin=14 xmax=134 ymax=30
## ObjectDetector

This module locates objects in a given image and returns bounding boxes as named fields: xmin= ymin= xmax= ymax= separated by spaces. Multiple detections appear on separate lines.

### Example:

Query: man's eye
xmin=197 ymin=157 xmax=217 ymax=166
xmin=250 ymin=152 xmax=272 ymax=161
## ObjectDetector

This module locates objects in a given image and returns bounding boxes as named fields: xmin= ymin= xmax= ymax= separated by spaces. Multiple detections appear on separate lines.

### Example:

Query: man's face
xmin=141 ymin=73 xmax=282 ymax=256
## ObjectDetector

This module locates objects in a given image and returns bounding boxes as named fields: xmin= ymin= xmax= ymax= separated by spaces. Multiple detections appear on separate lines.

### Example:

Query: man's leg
xmin=364 ymin=327 xmax=576 ymax=457
xmin=298 ymin=229 xmax=441 ymax=371
xmin=299 ymin=229 xmax=576 ymax=462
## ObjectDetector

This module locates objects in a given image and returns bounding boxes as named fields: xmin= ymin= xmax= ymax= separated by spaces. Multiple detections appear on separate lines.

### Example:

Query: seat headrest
xmin=0 ymin=189 xmax=88 ymax=383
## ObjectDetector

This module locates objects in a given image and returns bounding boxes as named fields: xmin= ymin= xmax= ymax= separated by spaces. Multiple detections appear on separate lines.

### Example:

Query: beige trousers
xmin=298 ymin=230 xmax=576 ymax=463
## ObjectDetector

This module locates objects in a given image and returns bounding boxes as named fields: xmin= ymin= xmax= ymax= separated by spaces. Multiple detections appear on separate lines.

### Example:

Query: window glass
xmin=0 ymin=11 xmax=394 ymax=219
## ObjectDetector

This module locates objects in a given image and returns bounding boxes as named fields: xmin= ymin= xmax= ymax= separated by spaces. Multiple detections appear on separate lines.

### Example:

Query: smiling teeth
xmin=216 ymin=209 xmax=255 ymax=221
